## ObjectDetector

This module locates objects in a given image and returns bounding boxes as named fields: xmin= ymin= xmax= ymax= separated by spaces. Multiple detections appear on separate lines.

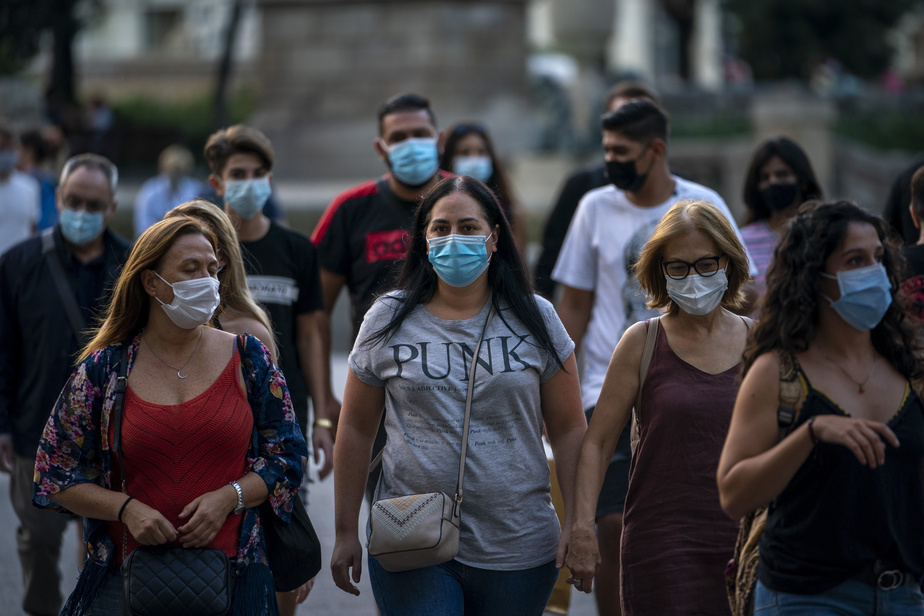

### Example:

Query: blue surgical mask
xmin=820 ymin=263 xmax=892 ymax=331
xmin=59 ymin=207 xmax=105 ymax=245
xmin=427 ymin=232 xmax=493 ymax=287
xmin=452 ymin=156 xmax=493 ymax=183
xmin=224 ymin=177 xmax=272 ymax=219
xmin=385 ymin=138 xmax=439 ymax=187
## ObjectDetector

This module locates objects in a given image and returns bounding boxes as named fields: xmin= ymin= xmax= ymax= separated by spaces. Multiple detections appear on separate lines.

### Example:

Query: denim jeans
xmin=368 ymin=555 xmax=559 ymax=616
xmin=86 ymin=569 xmax=123 ymax=616
xmin=755 ymin=578 xmax=924 ymax=615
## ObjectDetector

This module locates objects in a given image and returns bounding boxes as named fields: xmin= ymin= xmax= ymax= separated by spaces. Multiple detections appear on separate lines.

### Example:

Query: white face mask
xmin=665 ymin=269 xmax=728 ymax=316
xmin=154 ymin=272 xmax=220 ymax=329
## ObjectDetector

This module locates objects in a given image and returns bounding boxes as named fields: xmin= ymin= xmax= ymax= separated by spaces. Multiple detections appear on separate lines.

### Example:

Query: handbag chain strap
xmin=368 ymin=303 xmax=497 ymax=509
xmin=111 ymin=343 xmax=129 ymax=562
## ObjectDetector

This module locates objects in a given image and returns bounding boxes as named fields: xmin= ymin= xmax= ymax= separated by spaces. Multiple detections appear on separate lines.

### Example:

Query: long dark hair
xmin=440 ymin=122 xmax=514 ymax=210
xmin=742 ymin=136 xmax=823 ymax=224
xmin=742 ymin=200 xmax=921 ymax=382
xmin=365 ymin=176 xmax=563 ymax=367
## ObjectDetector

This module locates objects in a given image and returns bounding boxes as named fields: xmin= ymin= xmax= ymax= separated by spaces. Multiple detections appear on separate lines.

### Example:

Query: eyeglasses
xmin=62 ymin=195 xmax=109 ymax=213
xmin=662 ymin=254 xmax=725 ymax=280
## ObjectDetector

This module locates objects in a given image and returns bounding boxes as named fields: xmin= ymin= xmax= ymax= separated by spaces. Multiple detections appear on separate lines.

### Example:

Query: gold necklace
xmin=817 ymin=344 xmax=877 ymax=394
xmin=143 ymin=329 xmax=203 ymax=379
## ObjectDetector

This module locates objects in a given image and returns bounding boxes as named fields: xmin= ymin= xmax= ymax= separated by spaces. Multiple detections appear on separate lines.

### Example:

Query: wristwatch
xmin=313 ymin=418 xmax=334 ymax=431
xmin=229 ymin=480 xmax=245 ymax=515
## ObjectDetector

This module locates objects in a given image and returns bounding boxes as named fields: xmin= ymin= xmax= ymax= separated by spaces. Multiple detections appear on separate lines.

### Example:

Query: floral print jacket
xmin=33 ymin=332 xmax=308 ymax=570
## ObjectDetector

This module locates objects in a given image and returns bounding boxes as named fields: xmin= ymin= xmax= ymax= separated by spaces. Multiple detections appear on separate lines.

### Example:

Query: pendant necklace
xmin=143 ymin=329 xmax=203 ymax=379
xmin=817 ymin=344 xmax=877 ymax=394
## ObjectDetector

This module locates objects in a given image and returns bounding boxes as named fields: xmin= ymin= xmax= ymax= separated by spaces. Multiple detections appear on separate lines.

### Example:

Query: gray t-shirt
xmin=349 ymin=293 xmax=574 ymax=570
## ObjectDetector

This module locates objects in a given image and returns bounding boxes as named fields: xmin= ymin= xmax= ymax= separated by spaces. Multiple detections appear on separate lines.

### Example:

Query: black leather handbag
xmin=122 ymin=546 xmax=233 ymax=616
xmin=111 ymin=345 xmax=234 ymax=616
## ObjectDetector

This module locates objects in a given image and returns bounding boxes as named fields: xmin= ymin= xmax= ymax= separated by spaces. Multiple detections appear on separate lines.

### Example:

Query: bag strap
xmin=109 ymin=343 xmax=129 ymax=562
xmin=455 ymin=304 xmax=495 ymax=504
xmin=777 ymin=350 xmax=802 ymax=440
xmin=632 ymin=316 xmax=660 ymax=439
xmin=368 ymin=304 xmax=497 ymax=505
xmin=41 ymin=228 xmax=88 ymax=341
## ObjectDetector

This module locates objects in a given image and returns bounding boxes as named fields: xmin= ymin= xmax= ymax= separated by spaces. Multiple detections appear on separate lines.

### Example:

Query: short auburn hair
xmin=204 ymin=124 xmax=274 ymax=177
xmin=635 ymin=200 xmax=749 ymax=315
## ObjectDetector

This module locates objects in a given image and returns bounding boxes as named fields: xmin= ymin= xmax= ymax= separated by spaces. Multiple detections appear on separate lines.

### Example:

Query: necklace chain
xmin=143 ymin=329 xmax=203 ymax=379
xmin=817 ymin=344 xmax=877 ymax=394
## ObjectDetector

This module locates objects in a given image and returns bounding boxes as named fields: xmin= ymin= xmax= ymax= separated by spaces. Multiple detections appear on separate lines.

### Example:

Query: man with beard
xmin=311 ymin=92 xmax=449 ymax=499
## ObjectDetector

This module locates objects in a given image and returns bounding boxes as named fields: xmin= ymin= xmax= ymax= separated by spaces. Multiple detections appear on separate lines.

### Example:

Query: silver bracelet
xmin=229 ymin=480 xmax=245 ymax=514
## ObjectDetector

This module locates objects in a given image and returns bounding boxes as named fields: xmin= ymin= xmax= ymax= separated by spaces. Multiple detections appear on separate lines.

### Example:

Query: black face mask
xmin=759 ymin=183 xmax=800 ymax=212
xmin=605 ymin=147 xmax=649 ymax=193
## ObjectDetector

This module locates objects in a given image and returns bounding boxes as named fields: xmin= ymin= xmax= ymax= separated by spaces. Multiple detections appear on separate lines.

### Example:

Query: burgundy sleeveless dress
xmin=620 ymin=322 xmax=740 ymax=615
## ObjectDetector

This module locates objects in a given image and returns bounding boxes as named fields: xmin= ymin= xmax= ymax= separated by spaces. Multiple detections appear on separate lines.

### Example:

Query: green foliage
xmin=111 ymin=90 xmax=258 ymax=170
xmin=834 ymin=111 xmax=924 ymax=152
xmin=725 ymin=0 xmax=918 ymax=80
xmin=671 ymin=114 xmax=751 ymax=139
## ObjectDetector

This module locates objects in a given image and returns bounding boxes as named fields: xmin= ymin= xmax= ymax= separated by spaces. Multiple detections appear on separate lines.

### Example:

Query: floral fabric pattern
xmin=33 ymin=332 xmax=308 ymax=570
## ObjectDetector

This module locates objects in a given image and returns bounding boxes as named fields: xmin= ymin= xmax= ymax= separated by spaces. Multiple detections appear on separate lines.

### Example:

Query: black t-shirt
xmin=312 ymin=177 xmax=421 ymax=339
xmin=240 ymin=221 xmax=323 ymax=427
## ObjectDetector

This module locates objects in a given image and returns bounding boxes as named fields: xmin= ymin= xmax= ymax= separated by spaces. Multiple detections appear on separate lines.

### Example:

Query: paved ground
xmin=0 ymin=353 xmax=599 ymax=615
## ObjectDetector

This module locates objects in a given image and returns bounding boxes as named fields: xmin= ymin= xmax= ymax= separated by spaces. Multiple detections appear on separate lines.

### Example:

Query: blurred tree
xmin=0 ymin=0 xmax=103 ymax=107
xmin=725 ymin=0 xmax=919 ymax=80
xmin=661 ymin=0 xmax=696 ymax=82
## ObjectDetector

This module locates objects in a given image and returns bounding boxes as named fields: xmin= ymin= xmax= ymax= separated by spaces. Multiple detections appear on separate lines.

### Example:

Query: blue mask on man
xmin=385 ymin=138 xmax=439 ymax=187
xmin=820 ymin=263 xmax=892 ymax=331
xmin=59 ymin=207 xmax=105 ymax=245
xmin=427 ymin=232 xmax=493 ymax=287
xmin=224 ymin=177 xmax=272 ymax=219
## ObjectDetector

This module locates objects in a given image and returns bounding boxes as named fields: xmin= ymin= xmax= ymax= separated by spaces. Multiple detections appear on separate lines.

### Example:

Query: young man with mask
xmin=311 ymin=92 xmax=450 ymax=500
xmin=204 ymin=124 xmax=337 ymax=481
xmin=0 ymin=153 xmax=131 ymax=616
xmin=552 ymin=99 xmax=754 ymax=613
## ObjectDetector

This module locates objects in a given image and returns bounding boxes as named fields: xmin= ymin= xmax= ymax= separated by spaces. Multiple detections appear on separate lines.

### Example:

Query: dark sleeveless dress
xmin=620 ymin=323 xmax=739 ymax=616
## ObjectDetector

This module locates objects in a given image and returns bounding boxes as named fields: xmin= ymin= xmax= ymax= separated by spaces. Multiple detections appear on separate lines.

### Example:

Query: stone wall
xmin=253 ymin=0 xmax=533 ymax=179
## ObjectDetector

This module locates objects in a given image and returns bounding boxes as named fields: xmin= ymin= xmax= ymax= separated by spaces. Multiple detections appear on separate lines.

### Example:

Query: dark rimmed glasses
xmin=662 ymin=254 xmax=725 ymax=280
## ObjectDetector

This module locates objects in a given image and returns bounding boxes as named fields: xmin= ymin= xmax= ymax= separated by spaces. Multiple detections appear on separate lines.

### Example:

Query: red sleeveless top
xmin=108 ymin=349 xmax=253 ymax=560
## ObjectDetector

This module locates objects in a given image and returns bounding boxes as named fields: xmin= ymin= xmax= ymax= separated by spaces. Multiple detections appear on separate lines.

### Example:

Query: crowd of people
xmin=2 ymin=84 xmax=924 ymax=616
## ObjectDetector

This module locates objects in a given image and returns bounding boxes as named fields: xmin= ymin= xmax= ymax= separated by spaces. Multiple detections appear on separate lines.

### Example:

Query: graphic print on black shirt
xmin=240 ymin=221 xmax=323 ymax=428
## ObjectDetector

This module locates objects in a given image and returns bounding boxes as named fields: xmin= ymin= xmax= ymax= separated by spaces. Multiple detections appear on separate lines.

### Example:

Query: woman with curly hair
xmin=718 ymin=200 xmax=924 ymax=614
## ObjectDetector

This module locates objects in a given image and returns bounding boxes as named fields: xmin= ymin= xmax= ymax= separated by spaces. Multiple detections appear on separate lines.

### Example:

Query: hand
xmin=313 ymin=399 xmax=339 ymax=481
xmin=295 ymin=577 xmax=314 ymax=604
xmin=0 ymin=434 xmax=13 ymax=474
xmin=563 ymin=524 xmax=599 ymax=594
xmin=331 ymin=534 xmax=364 ymax=596
xmin=122 ymin=498 xmax=178 ymax=545
xmin=176 ymin=487 xmax=235 ymax=547
xmin=812 ymin=415 xmax=899 ymax=468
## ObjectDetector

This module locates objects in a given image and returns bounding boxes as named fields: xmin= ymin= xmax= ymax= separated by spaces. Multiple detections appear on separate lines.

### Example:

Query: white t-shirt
xmin=0 ymin=171 xmax=40 ymax=256
xmin=349 ymin=293 xmax=574 ymax=569
xmin=552 ymin=176 xmax=754 ymax=410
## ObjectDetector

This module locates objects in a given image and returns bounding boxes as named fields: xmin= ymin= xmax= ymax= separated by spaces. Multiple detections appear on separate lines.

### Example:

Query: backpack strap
xmin=777 ymin=350 xmax=802 ymax=440
xmin=41 ymin=228 xmax=88 ymax=341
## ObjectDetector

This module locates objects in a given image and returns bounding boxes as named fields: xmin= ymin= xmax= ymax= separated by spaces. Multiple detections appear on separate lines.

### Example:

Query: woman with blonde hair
xmin=33 ymin=216 xmax=307 ymax=615
xmin=166 ymin=200 xmax=276 ymax=359
xmin=566 ymin=200 xmax=751 ymax=614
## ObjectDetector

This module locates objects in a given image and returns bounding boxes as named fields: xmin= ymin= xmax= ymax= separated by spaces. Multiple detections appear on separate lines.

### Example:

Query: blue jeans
xmin=755 ymin=578 xmax=924 ymax=615
xmin=368 ymin=556 xmax=559 ymax=616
